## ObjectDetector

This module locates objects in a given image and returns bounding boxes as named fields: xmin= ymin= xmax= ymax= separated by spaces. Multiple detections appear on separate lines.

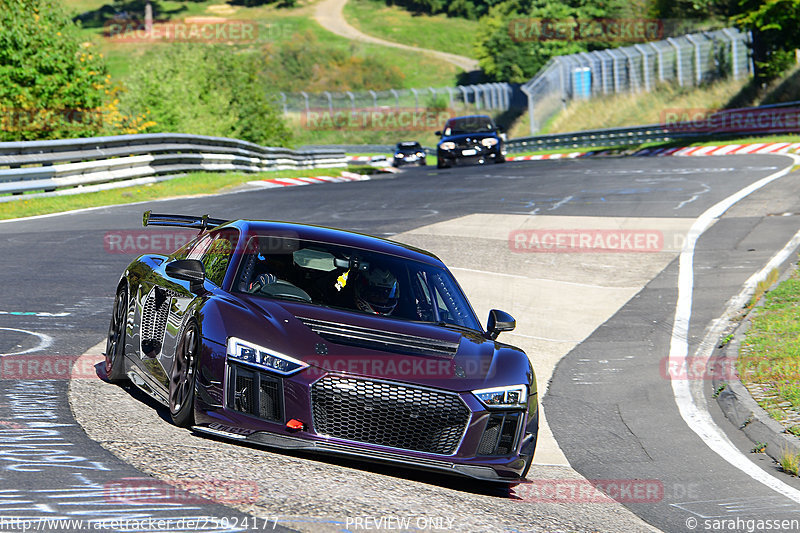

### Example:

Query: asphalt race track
xmin=2 ymin=154 xmax=800 ymax=532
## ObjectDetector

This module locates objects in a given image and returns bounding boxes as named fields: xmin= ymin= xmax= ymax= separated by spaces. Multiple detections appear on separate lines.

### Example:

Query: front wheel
xmin=170 ymin=321 xmax=199 ymax=427
xmin=104 ymin=285 xmax=129 ymax=383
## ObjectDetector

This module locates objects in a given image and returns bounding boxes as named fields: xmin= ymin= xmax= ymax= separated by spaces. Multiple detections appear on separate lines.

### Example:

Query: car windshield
xmin=234 ymin=235 xmax=481 ymax=331
xmin=444 ymin=116 xmax=496 ymax=136
xmin=398 ymin=142 xmax=421 ymax=149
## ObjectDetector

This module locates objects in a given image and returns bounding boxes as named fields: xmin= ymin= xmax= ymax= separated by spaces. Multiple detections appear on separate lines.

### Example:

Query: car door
xmin=154 ymin=228 xmax=240 ymax=391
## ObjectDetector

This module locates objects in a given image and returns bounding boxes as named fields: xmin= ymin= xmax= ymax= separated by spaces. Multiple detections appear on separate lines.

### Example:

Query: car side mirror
xmin=486 ymin=309 xmax=515 ymax=340
xmin=434 ymin=130 xmax=442 ymax=136
xmin=166 ymin=259 xmax=205 ymax=293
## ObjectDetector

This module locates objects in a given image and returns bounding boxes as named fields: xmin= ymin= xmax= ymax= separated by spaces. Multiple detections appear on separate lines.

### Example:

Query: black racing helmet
xmin=354 ymin=268 xmax=399 ymax=315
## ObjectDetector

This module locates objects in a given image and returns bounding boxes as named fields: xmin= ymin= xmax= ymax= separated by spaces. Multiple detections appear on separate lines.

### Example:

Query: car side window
xmin=186 ymin=234 xmax=213 ymax=261
xmin=187 ymin=229 xmax=239 ymax=287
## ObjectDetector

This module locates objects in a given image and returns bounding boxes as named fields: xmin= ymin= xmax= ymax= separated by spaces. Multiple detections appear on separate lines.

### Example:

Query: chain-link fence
xmin=275 ymin=83 xmax=514 ymax=115
xmin=521 ymin=27 xmax=752 ymax=134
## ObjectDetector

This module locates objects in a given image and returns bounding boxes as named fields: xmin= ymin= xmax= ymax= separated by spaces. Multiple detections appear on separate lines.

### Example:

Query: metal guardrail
xmin=0 ymin=133 xmax=346 ymax=197
xmin=5 ymin=98 xmax=795 ymax=199
xmin=301 ymin=144 xmax=396 ymax=154
xmin=279 ymin=83 xmax=515 ymax=115
xmin=506 ymin=100 xmax=800 ymax=152
xmin=506 ymin=124 xmax=679 ymax=152
xmin=307 ymin=100 xmax=799 ymax=155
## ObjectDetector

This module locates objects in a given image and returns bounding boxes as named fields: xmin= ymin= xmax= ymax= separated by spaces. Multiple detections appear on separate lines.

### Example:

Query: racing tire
xmin=170 ymin=321 xmax=200 ymax=427
xmin=104 ymin=285 xmax=129 ymax=383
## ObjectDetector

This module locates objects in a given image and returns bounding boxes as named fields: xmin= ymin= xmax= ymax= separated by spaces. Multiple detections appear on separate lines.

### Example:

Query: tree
xmin=0 ymin=0 xmax=108 ymax=140
xmin=385 ymin=0 xmax=507 ymax=19
xmin=733 ymin=0 xmax=800 ymax=83
xmin=474 ymin=0 xmax=630 ymax=82
xmin=120 ymin=45 xmax=292 ymax=146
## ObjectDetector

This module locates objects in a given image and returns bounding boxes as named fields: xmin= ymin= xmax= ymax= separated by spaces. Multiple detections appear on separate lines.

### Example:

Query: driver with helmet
xmin=354 ymin=267 xmax=399 ymax=315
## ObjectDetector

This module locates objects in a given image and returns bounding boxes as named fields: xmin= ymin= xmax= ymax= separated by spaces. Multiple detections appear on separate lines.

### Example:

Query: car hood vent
xmin=297 ymin=317 xmax=460 ymax=359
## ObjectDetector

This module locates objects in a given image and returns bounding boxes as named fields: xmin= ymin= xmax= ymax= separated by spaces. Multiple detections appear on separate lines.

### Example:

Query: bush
xmin=120 ymin=44 xmax=292 ymax=146
xmin=474 ymin=2 xmax=590 ymax=82
xmin=0 ymin=0 xmax=153 ymax=140
xmin=262 ymin=31 xmax=406 ymax=92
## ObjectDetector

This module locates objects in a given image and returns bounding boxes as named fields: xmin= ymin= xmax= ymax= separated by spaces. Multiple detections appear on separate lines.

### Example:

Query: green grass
xmin=70 ymin=1 xmax=460 ymax=88
xmin=780 ymin=450 xmax=800 ymax=476
xmin=286 ymin=18 xmax=460 ymax=88
xmin=292 ymin=116 xmax=443 ymax=147
xmin=542 ymin=77 xmax=752 ymax=134
xmin=0 ymin=168 xmax=349 ymax=221
xmin=343 ymin=0 xmax=479 ymax=59
xmin=738 ymin=269 xmax=800 ymax=429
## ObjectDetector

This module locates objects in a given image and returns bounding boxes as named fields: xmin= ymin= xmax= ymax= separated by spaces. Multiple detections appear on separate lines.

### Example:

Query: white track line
xmin=669 ymin=154 xmax=800 ymax=504
xmin=0 ymin=327 xmax=53 ymax=356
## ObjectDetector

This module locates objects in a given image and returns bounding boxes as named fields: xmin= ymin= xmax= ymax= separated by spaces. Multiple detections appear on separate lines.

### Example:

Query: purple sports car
xmin=105 ymin=212 xmax=538 ymax=482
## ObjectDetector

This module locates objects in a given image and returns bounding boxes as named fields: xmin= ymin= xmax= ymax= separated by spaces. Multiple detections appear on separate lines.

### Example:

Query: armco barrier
xmin=506 ymin=123 xmax=676 ymax=152
xmin=506 ymin=100 xmax=800 ymax=152
xmin=0 ymin=133 xmax=346 ymax=197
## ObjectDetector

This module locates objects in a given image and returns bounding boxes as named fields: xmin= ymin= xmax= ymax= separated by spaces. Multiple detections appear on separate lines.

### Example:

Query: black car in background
xmin=435 ymin=115 xmax=505 ymax=169
xmin=392 ymin=141 xmax=427 ymax=167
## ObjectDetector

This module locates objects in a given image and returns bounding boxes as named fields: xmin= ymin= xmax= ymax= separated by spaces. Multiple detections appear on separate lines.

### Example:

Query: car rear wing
xmin=143 ymin=210 xmax=229 ymax=231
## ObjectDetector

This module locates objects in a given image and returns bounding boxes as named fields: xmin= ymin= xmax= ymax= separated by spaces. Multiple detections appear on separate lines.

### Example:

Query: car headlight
xmin=227 ymin=337 xmax=308 ymax=376
xmin=473 ymin=385 xmax=527 ymax=409
xmin=395 ymin=153 xmax=404 ymax=158
xmin=440 ymin=142 xmax=456 ymax=151
xmin=416 ymin=152 xmax=424 ymax=157
xmin=481 ymin=138 xmax=499 ymax=147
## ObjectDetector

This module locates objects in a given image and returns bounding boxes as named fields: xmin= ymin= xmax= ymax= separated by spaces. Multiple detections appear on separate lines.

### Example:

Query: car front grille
xmin=456 ymin=141 xmax=482 ymax=150
xmin=311 ymin=376 xmax=470 ymax=455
